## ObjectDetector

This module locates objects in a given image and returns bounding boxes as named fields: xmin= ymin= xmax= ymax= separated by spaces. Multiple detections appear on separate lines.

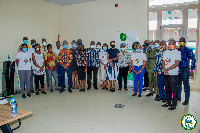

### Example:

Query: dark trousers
xmin=143 ymin=69 xmax=149 ymax=87
xmin=164 ymin=75 xmax=178 ymax=106
xmin=177 ymin=67 xmax=190 ymax=101
xmin=157 ymin=73 xmax=166 ymax=99
xmin=35 ymin=75 xmax=44 ymax=89
xmin=57 ymin=63 xmax=64 ymax=85
xmin=30 ymin=67 xmax=36 ymax=90
xmin=87 ymin=66 xmax=98 ymax=88
xmin=60 ymin=66 xmax=72 ymax=90
xmin=119 ymin=66 xmax=129 ymax=88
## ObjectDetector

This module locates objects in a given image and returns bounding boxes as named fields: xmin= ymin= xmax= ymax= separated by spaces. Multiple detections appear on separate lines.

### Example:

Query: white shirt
xmin=131 ymin=52 xmax=147 ymax=66
xmin=16 ymin=51 xmax=32 ymax=70
xmin=53 ymin=48 xmax=62 ymax=56
xmin=162 ymin=49 xmax=181 ymax=75
xmin=28 ymin=47 xmax=35 ymax=67
xmin=99 ymin=51 xmax=108 ymax=64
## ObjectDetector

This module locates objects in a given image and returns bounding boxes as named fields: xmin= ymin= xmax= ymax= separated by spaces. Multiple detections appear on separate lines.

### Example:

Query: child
xmin=131 ymin=44 xmax=147 ymax=97
xmin=75 ymin=44 xmax=88 ymax=91
xmin=16 ymin=44 xmax=32 ymax=98
xmin=32 ymin=43 xmax=47 ymax=95
xmin=99 ymin=43 xmax=108 ymax=90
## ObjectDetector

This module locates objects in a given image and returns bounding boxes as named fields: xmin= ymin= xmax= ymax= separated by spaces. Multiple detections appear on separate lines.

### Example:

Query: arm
xmin=41 ymin=53 xmax=45 ymax=68
xmin=166 ymin=60 xmax=180 ymax=71
xmin=99 ymin=59 xmax=104 ymax=65
xmin=32 ymin=53 xmax=41 ymax=68
xmin=107 ymin=52 xmax=112 ymax=63
xmin=139 ymin=60 xmax=146 ymax=72
xmin=16 ymin=59 xmax=19 ymax=67
xmin=58 ymin=51 xmax=64 ymax=66
xmin=114 ymin=53 xmax=119 ymax=60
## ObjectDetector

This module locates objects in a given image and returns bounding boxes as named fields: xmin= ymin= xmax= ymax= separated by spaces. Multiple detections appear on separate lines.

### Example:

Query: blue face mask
xmin=72 ymin=44 xmax=76 ymax=48
xmin=22 ymin=48 xmax=28 ymax=52
xmin=24 ymin=40 xmax=28 ymax=44
xmin=136 ymin=49 xmax=142 ymax=53
xmin=103 ymin=47 xmax=107 ymax=51
xmin=32 ymin=43 xmax=36 ymax=47
xmin=151 ymin=45 xmax=156 ymax=49
xmin=63 ymin=45 xmax=68 ymax=48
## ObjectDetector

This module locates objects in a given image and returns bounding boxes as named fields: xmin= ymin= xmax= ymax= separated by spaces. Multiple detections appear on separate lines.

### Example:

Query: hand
xmin=165 ymin=72 xmax=169 ymax=75
xmin=84 ymin=68 xmax=87 ymax=73
xmin=39 ymin=67 xmax=43 ymax=72
xmin=104 ymin=64 xmax=107 ymax=69
xmin=137 ymin=71 xmax=141 ymax=74
xmin=154 ymin=73 xmax=157 ymax=77
xmin=129 ymin=68 xmax=132 ymax=73
xmin=63 ymin=64 xmax=68 ymax=69
xmin=51 ymin=67 xmax=54 ymax=72
xmin=110 ymin=62 xmax=113 ymax=67
xmin=190 ymin=71 xmax=194 ymax=77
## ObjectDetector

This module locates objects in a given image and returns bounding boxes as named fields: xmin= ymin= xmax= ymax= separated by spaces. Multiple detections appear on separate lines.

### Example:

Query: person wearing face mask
xmin=70 ymin=40 xmax=79 ymax=89
xmin=118 ymin=43 xmax=131 ymax=91
xmin=53 ymin=41 xmax=62 ymax=88
xmin=131 ymin=44 xmax=147 ymax=97
xmin=154 ymin=41 xmax=167 ymax=102
xmin=16 ymin=44 xmax=32 ymax=98
xmin=162 ymin=38 xmax=181 ymax=110
xmin=142 ymin=40 xmax=150 ymax=91
xmin=96 ymin=42 xmax=101 ymax=51
xmin=75 ymin=44 xmax=88 ymax=92
xmin=32 ymin=43 xmax=46 ymax=95
xmin=99 ymin=43 xmax=108 ymax=90
xmin=107 ymin=41 xmax=120 ymax=92
xmin=42 ymin=38 xmax=47 ymax=52
xmin=146 ymin=41 xmax=159 ymax=97
xmin=177 ymin=37 xmax=196 ymax=105
xmin=86 ymin=41 xmax=100 ymax=90
xmin=58 ymin=40 xmax=73 ymax=93
xmin=132 ymin=42 xmax=139 ymax=53
xmin=18 ymin=37 xmax=30 ymax=52
xmin=45 ymin=44 xmax=59 ymax=92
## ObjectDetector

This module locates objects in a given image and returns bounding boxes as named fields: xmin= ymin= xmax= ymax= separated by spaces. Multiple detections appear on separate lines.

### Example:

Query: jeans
xmin=47 ymin=70 xmax=58 ymax=90
xmin=30 ymin=67 xmax=36 ymax=90
xmin=57 ymin=63 xmax=64 ymax=85
xmin=87 ymin=66 xmax=98 ymax=88
xmin=60 ymin=66 xmax=72 ymax=90
xmin=18 ymin=70 xmax=31 ymax=94
xmin=157 ymin=73 xmax=166 ymax=99
xmin=177 ymin=67 xmax=190 ymax=101
xmin=133 ymin=66 xmax=145 ymax=94
xmin=164 ymin=75 xmax=178 ymax=106
xmin=119 ymin=66 xmax=129 ymax=89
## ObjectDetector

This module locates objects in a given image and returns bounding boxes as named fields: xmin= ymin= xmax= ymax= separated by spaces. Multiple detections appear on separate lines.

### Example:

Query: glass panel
xmin=162 ymin=10 xmax=183 ymax=25
xmin=163 ymin=28 xmax=181 ymax=46
xmin=149 ymin=12 xmax=157 ymax=41
xmin=149 ymin=0 xmax=199 ymax=7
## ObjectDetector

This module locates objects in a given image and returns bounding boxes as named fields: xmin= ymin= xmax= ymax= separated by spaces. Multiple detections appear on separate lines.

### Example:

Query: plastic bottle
xmin=8 ymin=55 xmax=10 ymax=61
xmin=10 ymin=95 xmax=17 ymax=116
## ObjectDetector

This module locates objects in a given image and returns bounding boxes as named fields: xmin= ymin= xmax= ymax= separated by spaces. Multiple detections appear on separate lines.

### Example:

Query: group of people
xmin=16 ymin=36 xmax=196 ymax=110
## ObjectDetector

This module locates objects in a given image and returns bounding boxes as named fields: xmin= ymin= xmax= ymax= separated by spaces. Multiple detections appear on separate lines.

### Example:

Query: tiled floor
xmin=3 ymin=85 xmax=200 ymax=133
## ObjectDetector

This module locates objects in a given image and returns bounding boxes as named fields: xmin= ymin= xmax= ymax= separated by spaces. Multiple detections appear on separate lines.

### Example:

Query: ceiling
xmin=43 ymin=0 xmax=97 ymax=6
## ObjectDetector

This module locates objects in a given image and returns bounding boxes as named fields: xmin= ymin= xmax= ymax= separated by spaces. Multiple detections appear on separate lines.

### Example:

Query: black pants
xmin=119 ymin=66 xmax=129 ymax=88
xmin=35 ymin=75 xmax=44 ymax=89
xmin=143 ymin=69 xmax=149 ymax=87
xmin=87 ymin=66 xmax=98 ymax=88
xmin=164 ymin=75 xmax=178 ymax=106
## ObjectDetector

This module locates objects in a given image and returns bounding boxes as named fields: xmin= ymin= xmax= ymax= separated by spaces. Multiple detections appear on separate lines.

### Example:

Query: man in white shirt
xmin=162 ymin=38 xmax=181 ymax=110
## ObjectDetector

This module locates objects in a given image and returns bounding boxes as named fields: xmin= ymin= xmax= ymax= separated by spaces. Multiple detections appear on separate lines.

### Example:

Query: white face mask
xmin=96 ymin=45 xmax=101 ymax=49
xmin=120 ymin=48 xmax=126 ymax=51
xmin=91 ymin=45 xmax=95 ymax=48
xmin=43 ymin=42 xmax=47 ymax=46
xmin=155 ymin=43 xmax=159 ymax=48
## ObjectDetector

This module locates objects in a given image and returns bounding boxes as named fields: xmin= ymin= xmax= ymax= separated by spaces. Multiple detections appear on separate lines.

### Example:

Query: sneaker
xmin=146 ymin=93 xmax=153 ymax=97
xmin=178 ymin=98 xmax=181 ymax=101
xmin=55 ymin=88 xmax=59 ymax=90
xmin=94 ymin=87 xmax=98 ymax=90
xmin=50 ymin=89 xmax=54 ymax=92
xmin=68 ymin=89 xmax=72 ymax=93
xmin=138 ymin=94 xmax=141 ymax=97
xmin=59 ymin=89 xmax=64 ymax=93
xmin=155 ymin=95 xmax=160 ymax=101
xmin=132 ymin=93 xmax=137 ymax=96
xmin=161 ymin=103 xmax=171 ymax=107
xmin=87 ymin=87 xmax=91 ymax=90
xmin=168 ymin=106 xmax=176 ymax=110
xmin=27 ymin=93 xmax=32 ymax=97
xmin=22 ymin=94 xmax=26 ymax=98
xmin=182 ymin=100 xmax=189 ymax=105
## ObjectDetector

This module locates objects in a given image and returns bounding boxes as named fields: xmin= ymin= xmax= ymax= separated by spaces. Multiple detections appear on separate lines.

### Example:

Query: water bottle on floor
xmin=8 ymin=55 xmax=10 ymax=61
xmin=10 ymin=95 xmax=17 ymax=116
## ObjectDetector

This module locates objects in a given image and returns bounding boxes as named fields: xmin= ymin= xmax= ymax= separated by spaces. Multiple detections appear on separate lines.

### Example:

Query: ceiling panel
xmin=44 ymin=0 xmax=97 ymax=6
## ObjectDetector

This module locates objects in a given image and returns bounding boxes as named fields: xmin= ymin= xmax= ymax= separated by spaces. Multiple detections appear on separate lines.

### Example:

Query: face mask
xmin=32 ymin=43 xmax=36 ymax=47
xmin=103 ymin=47 xmax=107 ymax=51
xmin=136 ymin=49 xmax=142 ymax=53
xmin=144 ymin=43 xmax=149 ymax=46
xmin=155 ymin=43 xmax=159 ymax=48
xmin=36 ymin=48 xmax=41 ymax=51
xmin=91 ymin=45 xmax=95 ymax=48
xmin=63 ymin=45 xmax=68 ymax=48
xmin=48 ymin=49 xmax=52 ymax=52
xmin=72 ymin=44 xmax=76 ymax=48
xmin=179 ymin=42 xmax=185 ymax=47
xmin=43 ymin=42 xmax=47 ymax=46
xmin=24 ymin=40 xmax=28 ymax=44
xmin=168 ymin=45 xmax=176 ymax=50
xmin=121 ymin=48 xmax=126 ymax=51
xmin=151 ymin=45 xmax=156 ymax=49
xmin=111 ymin=45 xmax=115 ymax=48
xmin=96 ymin=45 xmax=101 ymax=49
xmin=22 ymin=48 xmax=28 ymax=52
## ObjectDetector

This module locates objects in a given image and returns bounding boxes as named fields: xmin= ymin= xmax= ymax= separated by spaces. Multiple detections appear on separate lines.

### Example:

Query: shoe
xmin=41 ymin=91 xmax=47 ymax=94
xmin=22 ymin=94 xmax=26 ymax=98
xmin=68 ymin=89 xmax=72 ymax=93
xmin=79 ymin=89 xmax=85 ymax=92
xmin=109 ymin=90 xmax=112 ymax=91
xmin=118 ymin=88 xmax=122 ymax=91
xmin=27 ymin=93 xmax=32 ymax=97
xmin=160 ymin=98 xmax=164 ymax=100
xmin=30 ymin=90 xmax=34 ymax=93
xmin=38 ymin=89 xmax=41 ymax=91
xmin=59 ymin=89 xmax=64 ymax=93
xmin=124 ymin=88 xmax=128 ymax=91
xmin=138 ymin=94 xmax=141 ymax=97
xmin=102 ymin=88 xmax=105 ymax=90
xmin=55 ymin=88 xmax=59 ymax=90
xmin=168 ymin=106 xmax=176 ymax=110
xmin=162 ymin=103 xmax=171 ymax=107
xmin=132 ymin=93 xmax=137 ymax=96
xmin=50 ymin=89 xmax=54 ymax=92
xmin=58 ymin=84 xmax=61 ymax=87
xmin=178 ymin=98 xmax=181 ymax=101
xmin=182 ymin=100 xmax=189 ymax=105
xmin=155 ymin=95 xmax=160 ymax=101
xmin=87 ymin=87 xmax=91 ymax=90
xmin=106 ymin=88 xmax=108 ymax=90
xmin=146 ymin=93 xmax=153 ymax=97
xmin=36 ymin=90 xmax=40 ymax=95
xmin=142 ymin=88 xmax=148 ymax=91
xmin=94 ymin=87 xmax=98 ymax=89
xmin=112 ymin=90 xmax=115 ymax=92
xmin=162 ymin=99 xmax=167 ymax=103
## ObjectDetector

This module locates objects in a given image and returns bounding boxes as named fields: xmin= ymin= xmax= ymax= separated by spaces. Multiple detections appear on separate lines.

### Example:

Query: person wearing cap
xmin=70 ymin=40 xmax=79 ymax=89
xmin=16 ymin=44 xmax=32 ymax=98
xmin=131 ymin=44 xmax=147 ymax=97
xmin=18 ymin=37 xmax=31 ymax=52
xmin=162 ymin=38 xmax=181 ymax=110
xmin=86 ymin=41 xmax=100 ymax=90
xmin=58 ymin=40 xmax=73 ymax=93
xmin=77 ymin=39 xmax=82 ymax=49
xmin=146 ymin=41 xmax=159 ymax=97
xmin=118 ymin=43 xmax=131 ymax=91
xmin=99 ymin=43 xmax=108 ymax=90
xmin=53 ymin=41 xmax=63 ymax=88
xmin=177 ymin=37 xmax=196 ymax=105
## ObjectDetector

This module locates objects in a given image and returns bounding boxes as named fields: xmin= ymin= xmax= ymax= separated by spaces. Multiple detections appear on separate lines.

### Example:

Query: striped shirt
xmin=86 ymin=48 xmax=100 ymax=67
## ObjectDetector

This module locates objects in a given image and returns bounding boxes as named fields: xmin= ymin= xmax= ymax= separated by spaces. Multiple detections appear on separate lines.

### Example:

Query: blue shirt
xmin=86 ymin=48 xmax=100 ymax=67
xmin=178 ymin=46 xmax=196 ymax=70
xmin=107 ymin=48 xmax=120 ymax=64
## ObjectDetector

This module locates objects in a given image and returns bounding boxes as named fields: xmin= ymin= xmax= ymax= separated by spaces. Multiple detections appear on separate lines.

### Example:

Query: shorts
xmin=77 ymin=66 xmax=86 ymax=80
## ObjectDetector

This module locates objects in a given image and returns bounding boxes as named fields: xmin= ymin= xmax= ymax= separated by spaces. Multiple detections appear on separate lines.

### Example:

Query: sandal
xmin=118 ymin=88 xmax=122 ymax=91
xmin=124 ymin=88 xmax=128 ymax=90
xmin=41 ymin=91 xmax=47 ymax=94
xmin=36 ymin=90 xmax=40 ymax=95
xmin=76 ymin=85 xmax=79 ymax=89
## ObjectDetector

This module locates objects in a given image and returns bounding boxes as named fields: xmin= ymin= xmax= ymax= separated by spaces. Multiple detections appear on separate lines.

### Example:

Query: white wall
xmin=61 ymin=0 xmax=148 ymax=48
